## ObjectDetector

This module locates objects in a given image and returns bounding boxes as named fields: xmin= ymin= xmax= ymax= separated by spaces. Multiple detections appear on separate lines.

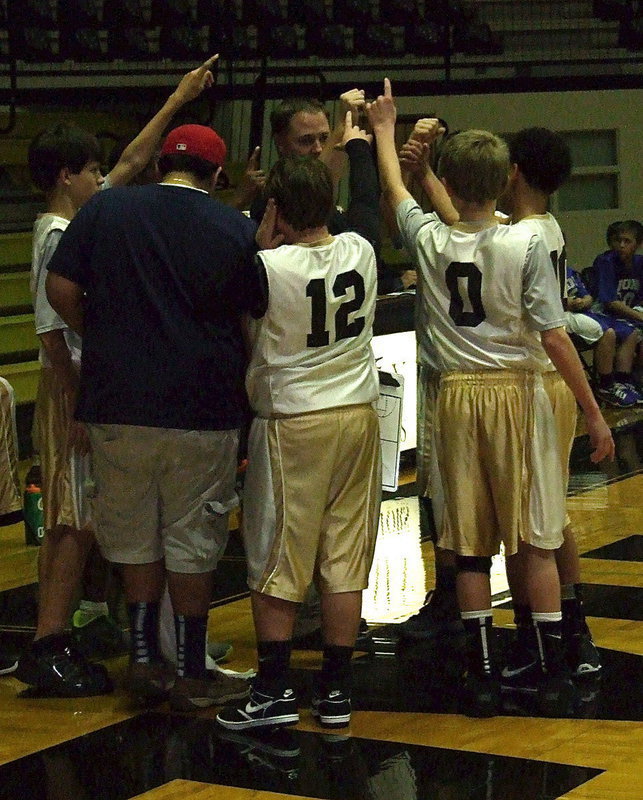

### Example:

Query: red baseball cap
xmin=161 ymin=124 xmax=226 ymax=167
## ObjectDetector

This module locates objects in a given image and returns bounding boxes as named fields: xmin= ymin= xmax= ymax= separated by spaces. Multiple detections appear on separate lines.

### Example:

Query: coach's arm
xmin=46 ymin=272 xmax=85 ymax=336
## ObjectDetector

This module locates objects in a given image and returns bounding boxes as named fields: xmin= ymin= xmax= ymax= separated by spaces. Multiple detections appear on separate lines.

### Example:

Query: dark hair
xmin=266 ymin=156 xmax=333 ymax=231
xmin=507 ymin=127 xmax=572 ymax=195
xmin=28 ymin=124 xmax=101 ymax=192
xmin=270 ymin=98 xmax=327 ymax=137
xmin=608 ymin=219 xmax=643 ymax=245
xmin=157 ymin=152 xmax=218 ymax=181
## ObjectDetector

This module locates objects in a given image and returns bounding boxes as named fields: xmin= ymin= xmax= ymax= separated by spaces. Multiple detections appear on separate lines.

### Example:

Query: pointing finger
xmin=198 ymin=53 xmax=219 ymax=73
xmin=248 ymin=146 xmax=261 ymax=168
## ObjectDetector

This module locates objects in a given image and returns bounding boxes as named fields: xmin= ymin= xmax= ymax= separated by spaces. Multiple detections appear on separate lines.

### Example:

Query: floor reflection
xmin=0 ymin=713 xmax=602 ymax=800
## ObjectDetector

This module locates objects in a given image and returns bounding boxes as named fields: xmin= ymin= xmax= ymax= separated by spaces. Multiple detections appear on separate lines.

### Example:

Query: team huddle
xmin=6 ymin=61 xmax=641 ymax=725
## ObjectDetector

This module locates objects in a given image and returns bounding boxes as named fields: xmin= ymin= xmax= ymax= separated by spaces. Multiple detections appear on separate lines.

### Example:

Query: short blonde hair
xmin=437 ymin=130 xmax=509 ymax=204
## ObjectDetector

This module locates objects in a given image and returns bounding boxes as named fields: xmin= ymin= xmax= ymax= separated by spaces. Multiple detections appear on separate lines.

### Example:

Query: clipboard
xmin=377 ymin=370 xmax=404 ymax=492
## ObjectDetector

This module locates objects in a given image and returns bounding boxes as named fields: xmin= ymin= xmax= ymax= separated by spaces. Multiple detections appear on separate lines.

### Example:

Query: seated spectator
xmin=592 ymin=219 xmax=643 ymax=393
xmin=566 ymin=267 xmax=641 ymax=407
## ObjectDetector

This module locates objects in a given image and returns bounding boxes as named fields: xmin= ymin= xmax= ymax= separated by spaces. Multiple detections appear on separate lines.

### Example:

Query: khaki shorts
xmin=34 ymin=368 xmax=92 ymax=531
xmin=88 ymin=424 xmax=239 ymax=573
xmin=243 ymin=404 xmax=382 ymax=602
xmin=434 ymin=371 xmax=565 ymax=557
xmin=543 ymin=370 xmax=576 ymax=529
xmin=0 ymin=378 xmax=21 ymax=516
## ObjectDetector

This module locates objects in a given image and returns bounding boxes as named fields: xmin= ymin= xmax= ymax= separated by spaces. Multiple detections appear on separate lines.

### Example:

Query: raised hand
xmin=399 ymin=138 xmax=429 ymax=175
xmin=174 ymin=54 xmax=219 ymax=104
xmin=256 ymin=198 xmax=285 ymax=250
xmin=410 ymin=117 xmax=446 ymax=144
xmin=365 ymin=78 xmax=396 ymax=130
xmin=340 ymin=88 xmax=366 ymax=125
xmin=340 ymin=110 xmax=372 ymax=148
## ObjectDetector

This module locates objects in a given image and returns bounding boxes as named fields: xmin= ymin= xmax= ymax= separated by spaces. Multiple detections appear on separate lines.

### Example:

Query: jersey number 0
xmin=446 ymin=261 xmax=486 ymax=327
xmin=306 ymin=270 xmax=366 ymax=347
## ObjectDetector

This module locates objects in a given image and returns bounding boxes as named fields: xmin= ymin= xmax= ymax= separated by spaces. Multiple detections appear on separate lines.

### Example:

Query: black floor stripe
xmin=0 ymin=711 xmax=602 ymax=800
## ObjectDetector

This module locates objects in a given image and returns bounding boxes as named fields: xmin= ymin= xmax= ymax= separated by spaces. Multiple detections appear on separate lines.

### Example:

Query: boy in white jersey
xmin=367 ymin=80 xmax=614 ymax=717
xmin=16 ymin=57 xmax=219 ymax=697
xmin=401 ymin=123 xmax=609 ymax=682
xmin=501 ymin=128 xmax=603 ymax=686
xmin=218 ymin=128 xmax=381 ymax=731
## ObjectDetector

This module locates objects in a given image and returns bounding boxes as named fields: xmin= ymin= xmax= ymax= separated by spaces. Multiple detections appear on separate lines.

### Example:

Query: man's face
xmin=612 ymin=231 xmax=639 ymax=265
xmin=276 ymin=111 xmax=330 ymax=157
xmin=68 ymin=160 xmax=104 ymax=208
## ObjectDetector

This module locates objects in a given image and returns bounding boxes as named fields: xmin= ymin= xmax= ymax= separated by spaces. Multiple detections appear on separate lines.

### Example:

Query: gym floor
xmin=0 ymin=408 xmax=641 ymax=800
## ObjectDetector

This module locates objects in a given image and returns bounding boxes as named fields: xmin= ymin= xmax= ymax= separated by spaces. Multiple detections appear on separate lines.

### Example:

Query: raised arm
xmin=366 ymin=79 xmax=411 ymax=210
xmin=339 ymin=111 xmax=381 ymax=252
xmin=320 ymin=87 xmax=366 ymax=187
xmin=399 ymin=118 xmax=459 ymax=225
xmin=231 ymin=146 xmax=266 ymax=211
xmin=107 ymin=55 xmax=219 ymax=187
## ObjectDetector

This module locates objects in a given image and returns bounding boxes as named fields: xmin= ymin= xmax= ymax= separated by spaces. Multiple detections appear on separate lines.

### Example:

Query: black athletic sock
xmin=320 ymin=644 xmax=353 ymax=692
xmin=255 ymin=640 xmax=292 ymax=695
xmin=127 ymin=601 xmax=161 ymax=664
xmin=174 ymin=614 xmax=208 ymax=679
xmin=461 ymin=610 xmax=495 ymax=676
xmin=614 ymin=371 xmax=632 ymax=384
xmin=512 ymin=603 xmax=536 ymax=651
xmin=435 ymin=564 xmax=457 ymax=596
xmin=598 ymin=372 xmax=613 ymax=389
xmin=562 ymin=584 xmax=588 ymax=637
xmin=532 ymin=613 xmax=565 ymax=676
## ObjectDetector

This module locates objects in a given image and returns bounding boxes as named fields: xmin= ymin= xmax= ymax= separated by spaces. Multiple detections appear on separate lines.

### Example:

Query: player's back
xmin=247 ymin=231 xmax=379 ymax=417
xmin=408 ymin=211 xmax=563 ymax=373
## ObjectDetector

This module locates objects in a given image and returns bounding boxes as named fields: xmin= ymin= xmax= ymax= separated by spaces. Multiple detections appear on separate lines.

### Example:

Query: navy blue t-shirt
xmin=47 ymin=183 xmax=260 ymax=430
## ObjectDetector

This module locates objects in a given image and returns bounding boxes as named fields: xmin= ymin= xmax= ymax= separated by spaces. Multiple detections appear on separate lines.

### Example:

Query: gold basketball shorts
xmin=242 ymin=404 xmax=382 ymax=602
xmin=433 ymin=370 xmax=565 ymax=557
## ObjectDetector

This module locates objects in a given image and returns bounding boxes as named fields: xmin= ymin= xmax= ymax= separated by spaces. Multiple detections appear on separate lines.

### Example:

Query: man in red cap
xmin=44 ymin=123 xmax=261 ymax=712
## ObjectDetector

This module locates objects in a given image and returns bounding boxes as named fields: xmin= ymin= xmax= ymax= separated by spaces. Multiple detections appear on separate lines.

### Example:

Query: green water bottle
xmin=23 ymin=464 xmax=45 ymax=546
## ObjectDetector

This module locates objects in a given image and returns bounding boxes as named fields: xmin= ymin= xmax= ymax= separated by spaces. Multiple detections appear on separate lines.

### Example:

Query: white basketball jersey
xmin=514 ymin=213 xmax=567 ymax=300
xmin=397 ymin=200 xmax=565 ymax=372
xmin=246 ymin=231 xmax=379 ymax=417
xmin=514 ymin=213 xmax=567 ymax=372
xmin=31 ymin=214 xmax=82 ymax=367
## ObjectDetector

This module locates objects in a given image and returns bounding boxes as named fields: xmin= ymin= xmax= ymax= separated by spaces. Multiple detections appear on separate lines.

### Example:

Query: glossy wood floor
xmin=0 ymin=408 xmax=641 ymax=800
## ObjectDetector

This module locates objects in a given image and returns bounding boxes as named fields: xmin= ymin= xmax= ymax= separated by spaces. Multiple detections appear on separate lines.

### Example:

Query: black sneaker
xmin=216 ymin=686 xmax=299 ymax=730
xmin=566 ymin=632 xmax=601 ymax=677
xmin=72 ymin=612 xmax=130 ymax=660
xmin=218 ymin=727 xmax=300 ymax=781
xmin=311 ymin=687 xmax=351 ymax=729
xmin=15 ymin=635 xmax=113 ymax=697
xmin=500 ymin=633 xmax=540 ymax=694
xmin=397 ymin=590 xmax=463 ymax=641
xmin=460 ymin=672 xmax=501 ymax=718
xmin=538 ymin=673 xmax=577 ymax=717
xmin=0 ymin=654 xmax=18 ymax=675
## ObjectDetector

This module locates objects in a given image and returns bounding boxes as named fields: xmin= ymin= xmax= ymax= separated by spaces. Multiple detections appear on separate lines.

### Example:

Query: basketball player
xmin=217 ymin=120 xmax=381 ymax=731
xmin=367 ymin=79 xmax=614 ymax=717
xmin=500 ymin=127 xmax=603 ymax=688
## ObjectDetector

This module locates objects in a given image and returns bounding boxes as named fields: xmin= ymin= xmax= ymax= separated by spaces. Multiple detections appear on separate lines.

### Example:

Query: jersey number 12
xmin=306 ymin=270 xmax=366 ymax=347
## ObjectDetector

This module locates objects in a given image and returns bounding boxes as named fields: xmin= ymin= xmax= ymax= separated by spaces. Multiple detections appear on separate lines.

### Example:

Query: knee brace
xmin=419 ymin=496 xmax=438 ymax=543
xmin=455 ymin=555 xmax=492 ymax=575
